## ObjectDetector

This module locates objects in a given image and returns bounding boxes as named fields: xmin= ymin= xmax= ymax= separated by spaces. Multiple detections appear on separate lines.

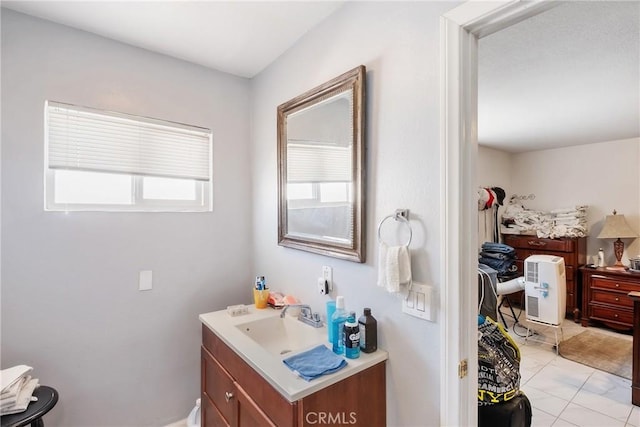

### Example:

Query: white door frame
xmin=439 ymin=1 xmax=557 ymax=425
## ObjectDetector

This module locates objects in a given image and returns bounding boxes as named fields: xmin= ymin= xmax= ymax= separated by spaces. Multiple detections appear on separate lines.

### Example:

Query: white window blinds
xmin=46 ymin=101 xmax=212 ymax=181
xmin=286 ymin=143 xmax=352 ymax=183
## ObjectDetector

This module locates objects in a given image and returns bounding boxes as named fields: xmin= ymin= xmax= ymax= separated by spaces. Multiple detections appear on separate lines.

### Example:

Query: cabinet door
xmin=236 ymin=383 xmax=277 ymax=427
xmin=202 ymin=392 xmax=231 ymax=427
xmin=202 ymin=347 xmax=237 ymax=426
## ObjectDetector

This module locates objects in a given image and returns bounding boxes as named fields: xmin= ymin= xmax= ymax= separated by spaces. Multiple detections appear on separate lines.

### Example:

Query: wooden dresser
xmin=502 ymin=235 xmax=587 ymax=321
xmin=580 ymin=267 xmax=640 ymax=330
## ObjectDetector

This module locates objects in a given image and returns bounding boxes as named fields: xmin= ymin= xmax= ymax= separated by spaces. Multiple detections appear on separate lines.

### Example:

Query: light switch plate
xmin=402 ymin=282 xmax=435 ymax=321
xmin=139 ymin=270 xmax=153 ymax=291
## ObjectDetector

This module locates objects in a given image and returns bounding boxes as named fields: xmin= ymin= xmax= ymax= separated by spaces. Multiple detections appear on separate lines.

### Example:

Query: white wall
xmin=1 ymin=10 xmax=253 ymax=426
xmin=251 ymin=2 xmax=457 ymax=425
xmin=510 ymin=137 xmax=640 ymax=265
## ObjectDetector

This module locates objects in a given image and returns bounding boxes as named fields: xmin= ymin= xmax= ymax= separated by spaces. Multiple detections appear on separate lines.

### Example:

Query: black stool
xmin=1 ymin=386 xmax=58 ymax=427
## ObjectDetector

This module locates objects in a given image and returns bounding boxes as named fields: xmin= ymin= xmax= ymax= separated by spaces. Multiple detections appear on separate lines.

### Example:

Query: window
xmin=45 ymin=101 xmax=212 ymax=212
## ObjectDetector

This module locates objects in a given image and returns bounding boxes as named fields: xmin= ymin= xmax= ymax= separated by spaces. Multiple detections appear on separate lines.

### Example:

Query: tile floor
xmin=497 ymin=305 xmax=639 ymax=427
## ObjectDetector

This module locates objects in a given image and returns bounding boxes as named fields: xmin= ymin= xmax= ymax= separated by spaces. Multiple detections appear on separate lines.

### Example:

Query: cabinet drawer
xmin=591 ymin=275 xmax=639 ymax=293
xmin=590 ymin=305 xmax=633 ymax=325
xmin=504 ymin=236 xmax=574 ymax=252
xmin=202 ymin=347 xmax=236 ymax=426
xmin=591 ymin=290 xmax=633 ymax=308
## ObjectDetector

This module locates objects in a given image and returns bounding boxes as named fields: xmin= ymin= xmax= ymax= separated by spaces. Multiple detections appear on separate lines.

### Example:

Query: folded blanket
xmin=283 ymin=345 xmax=347 ymax=381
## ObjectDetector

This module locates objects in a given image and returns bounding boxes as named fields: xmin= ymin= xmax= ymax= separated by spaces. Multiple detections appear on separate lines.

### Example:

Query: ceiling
xmin=2 ymin=1 xmax=638 ymax=153
xmin=479 ymin=1 xmax=640 ymax=153
xmin=1 ymin=1 xmax=345 ymax=78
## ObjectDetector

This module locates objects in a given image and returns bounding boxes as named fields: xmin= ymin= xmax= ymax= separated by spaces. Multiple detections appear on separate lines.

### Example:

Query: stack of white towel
xmin=501 ymin=204 xmax=588 ymax=238
xmin=542 ymin=206 xmax=588 ymax=238
xmin=1 ymin=365 xmax=39 ymax=415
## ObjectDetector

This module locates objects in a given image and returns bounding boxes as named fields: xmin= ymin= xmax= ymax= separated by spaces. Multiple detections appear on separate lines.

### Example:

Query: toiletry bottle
xmin=326 ymin=300 xmax=336 ymax=343
xmin=331 ymin=296 xmax=348 ymax=355
xmin=358 ymin=307 xmax=377 ymax=353
xmin=344 ymin=312 xmax=360 ymax=359
xmin=598 ymin=248 xmax=605 ymax=268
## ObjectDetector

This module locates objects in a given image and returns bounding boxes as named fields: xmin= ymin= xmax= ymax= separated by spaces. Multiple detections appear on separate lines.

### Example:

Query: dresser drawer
xmin=590 ymin=305 xmax=633 ymax=325
xmin=591 ymin=290 xmax=634 ymax=308
xmin=591 ymin=275 xmax=639 ymax=293
xmin=504 ymin=235 xmax=575 ymax=252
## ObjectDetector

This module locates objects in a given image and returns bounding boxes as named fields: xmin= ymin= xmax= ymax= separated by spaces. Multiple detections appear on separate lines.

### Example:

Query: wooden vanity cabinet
xmin=201 ymin=325 xmax=386 ymax=427
xmin=502 ymin=235 xmax=586 ymax=320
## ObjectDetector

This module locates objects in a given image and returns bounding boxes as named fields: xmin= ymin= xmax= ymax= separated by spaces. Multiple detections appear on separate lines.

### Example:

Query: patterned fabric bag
xmin=478 ymin=316 xmax=521 ymax=406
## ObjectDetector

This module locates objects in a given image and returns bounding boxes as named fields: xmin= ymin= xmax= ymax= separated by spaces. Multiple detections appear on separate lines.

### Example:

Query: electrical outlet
xmin=322 ymin=266 xmax=333 ymax=292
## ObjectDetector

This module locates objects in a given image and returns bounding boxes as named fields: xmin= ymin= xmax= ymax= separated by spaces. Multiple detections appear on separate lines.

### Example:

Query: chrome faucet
xmin=280 ymin=304 xmax=311 ymax=318
xmin=280 ymin=304 xmax=323 ymax=328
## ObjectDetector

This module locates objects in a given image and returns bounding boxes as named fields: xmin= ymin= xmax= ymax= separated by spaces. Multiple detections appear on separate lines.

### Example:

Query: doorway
xmin=441 ymin=0 xmax=639 ymax=425
xmin=439 ymin=1 xmax=559 ymax=425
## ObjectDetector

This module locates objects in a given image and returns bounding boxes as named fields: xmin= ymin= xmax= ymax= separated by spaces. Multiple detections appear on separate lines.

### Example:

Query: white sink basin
xmin=236 ymin=315 xmax=327 ymax=356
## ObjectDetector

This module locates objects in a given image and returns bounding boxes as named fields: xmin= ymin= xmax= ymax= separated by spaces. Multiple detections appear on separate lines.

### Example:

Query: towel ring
xmin=377 ymin=213 xmax=412 ymax=247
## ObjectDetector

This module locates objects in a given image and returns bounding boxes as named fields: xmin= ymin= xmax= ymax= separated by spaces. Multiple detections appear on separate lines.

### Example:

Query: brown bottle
xmin=358 ymin=308 xmax=377 ymax=353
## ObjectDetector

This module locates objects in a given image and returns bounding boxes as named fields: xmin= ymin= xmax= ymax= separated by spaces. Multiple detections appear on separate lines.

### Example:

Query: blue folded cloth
xmin=283 ymin=344 xmax=348 ymax=381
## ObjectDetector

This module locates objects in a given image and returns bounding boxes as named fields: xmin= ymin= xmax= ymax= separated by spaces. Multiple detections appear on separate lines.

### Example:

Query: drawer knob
xmin=615 ymin=297 xmax=620 ymax=302
xmin=225 ymin=391 xmax=234 ymax=402
xmin=614 ymin=314 xmax=619 ymax=318
xmin=616 ymin=283 xmax=620 ymax=288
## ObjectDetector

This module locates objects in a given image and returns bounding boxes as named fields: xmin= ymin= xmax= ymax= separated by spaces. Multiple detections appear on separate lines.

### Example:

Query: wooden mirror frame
xmin=277 ymin=65 xmax=366 ymax=262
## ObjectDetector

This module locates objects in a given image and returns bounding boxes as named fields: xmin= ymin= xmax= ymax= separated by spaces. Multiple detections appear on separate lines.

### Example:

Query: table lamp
xmin=597 ymin=210 xmax=638 ymax=270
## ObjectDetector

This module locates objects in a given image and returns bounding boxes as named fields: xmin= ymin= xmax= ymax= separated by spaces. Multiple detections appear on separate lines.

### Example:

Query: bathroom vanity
xmin=200 ymin=308 xmax=387 ymax=426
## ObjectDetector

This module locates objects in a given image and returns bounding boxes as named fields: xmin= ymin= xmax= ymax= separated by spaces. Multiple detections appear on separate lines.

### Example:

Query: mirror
xmin=277 ymin=65 xmax=366 ymax=262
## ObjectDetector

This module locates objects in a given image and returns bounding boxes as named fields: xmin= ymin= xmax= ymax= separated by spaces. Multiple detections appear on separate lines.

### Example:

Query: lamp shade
xmin=597 ymin=210 xmax=638 ymax=239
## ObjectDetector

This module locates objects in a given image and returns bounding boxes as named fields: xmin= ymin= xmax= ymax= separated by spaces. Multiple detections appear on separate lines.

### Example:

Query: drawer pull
xmin=225 ymin=391 xmax=234 ymax=402
xmin=528 ymin=241 xmax=546 ymax=247
xmin=615 ymin=297 xmax=620 ymax=302
xmin=614 ymin=314 xmax=619 ymax=318
xmin=615 ymin=283 xmax=620 ymax=288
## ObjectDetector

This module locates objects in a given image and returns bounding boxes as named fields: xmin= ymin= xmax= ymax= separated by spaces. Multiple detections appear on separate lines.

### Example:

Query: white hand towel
xmin=386 ymin=246 xmax=401 ymax=293
xmin=381 ymin=244 xmax=412 ymax=294
xmin=398 ymin=245 xmax=412 ymax=286
xmin=377 ymin=242 xmax=389 ymax=289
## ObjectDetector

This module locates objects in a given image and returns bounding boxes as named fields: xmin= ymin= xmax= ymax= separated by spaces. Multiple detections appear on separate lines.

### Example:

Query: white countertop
xmin=199 ymin=306 xmax=388 ymax=402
